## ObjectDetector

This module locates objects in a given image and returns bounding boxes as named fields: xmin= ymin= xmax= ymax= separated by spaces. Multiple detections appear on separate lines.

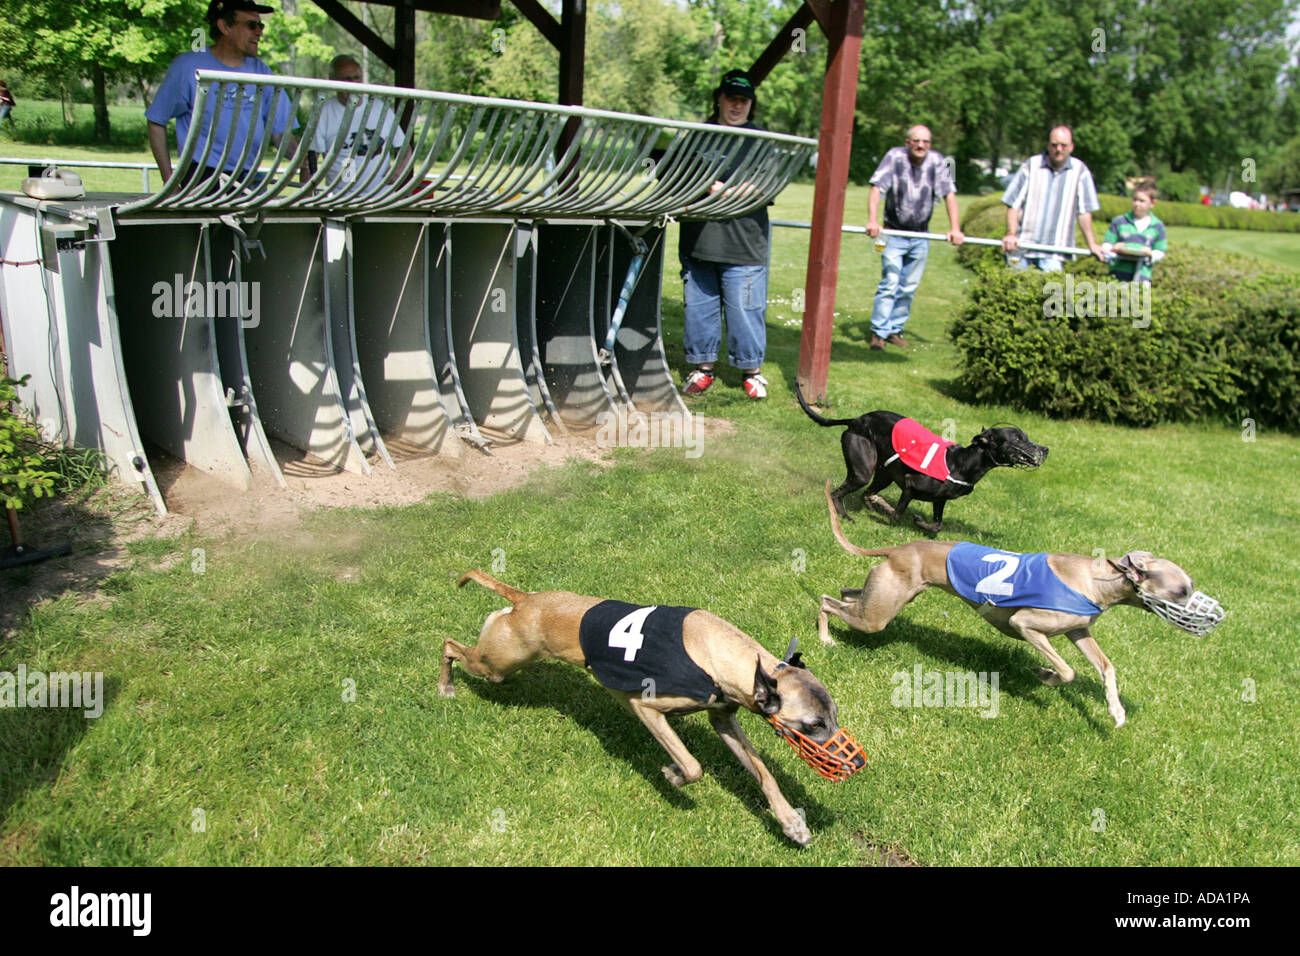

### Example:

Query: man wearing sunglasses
xmin=1000 ymin=126 xmax=1105 ymax=271
xmin=146 ymin=1 xmax=299 ymax=187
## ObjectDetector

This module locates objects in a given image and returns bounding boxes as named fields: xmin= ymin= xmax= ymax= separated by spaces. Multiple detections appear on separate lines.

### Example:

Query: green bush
xmin=0 ymin=375 xmax=61 ymax=510
xmin=948 ymin=247 xmax=1300 ymax=430
xmin=1153 ymin=169 xmax=1201 ymax=204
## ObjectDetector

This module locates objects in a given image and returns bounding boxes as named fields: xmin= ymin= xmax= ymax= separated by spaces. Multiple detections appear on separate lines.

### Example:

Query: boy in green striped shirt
xmin=1103 ymin=182 xmax=1168 ymax=282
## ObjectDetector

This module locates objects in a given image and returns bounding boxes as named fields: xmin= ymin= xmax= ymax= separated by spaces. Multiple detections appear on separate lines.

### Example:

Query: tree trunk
xmin=93 ymin=63 xmax=110 ymax=142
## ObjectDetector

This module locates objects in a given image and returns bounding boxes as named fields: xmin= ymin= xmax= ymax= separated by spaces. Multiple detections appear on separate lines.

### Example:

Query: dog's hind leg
xmin=439 ymin=607 xmax=539 ymax=697
xmin=1069 ymin=630 xmax=1126 ymax=728
xmin=832 ymin=432 xmax=881 ymax=520
xmin=622 ymin=697 xmax=704 ymax=788
xmin=819 ymin=591 xmax=903 ymax=644
xmin=708 ymin=709 xmax=811 ymax=846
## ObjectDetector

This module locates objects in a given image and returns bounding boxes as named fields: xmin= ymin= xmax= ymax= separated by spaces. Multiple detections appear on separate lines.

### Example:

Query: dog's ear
xmin=1112 ymin=551 xmax=1154 ymax=585
xmin=753 ymin=656 xmax=781 ymax=715
xmin=780 ymin=637 xmax=807 ymax=669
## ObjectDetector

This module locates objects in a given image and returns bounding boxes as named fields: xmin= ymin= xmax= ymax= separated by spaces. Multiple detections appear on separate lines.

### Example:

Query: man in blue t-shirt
xmin=146 ymin=0 xmax=298 ymax=186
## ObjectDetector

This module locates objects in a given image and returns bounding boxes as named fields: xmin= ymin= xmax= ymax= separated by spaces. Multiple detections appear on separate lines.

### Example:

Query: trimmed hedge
xmin=956 ymin=193 xmax=1300 ymax=269
xmin=948 ymin=247 xmax=1300 ymax=430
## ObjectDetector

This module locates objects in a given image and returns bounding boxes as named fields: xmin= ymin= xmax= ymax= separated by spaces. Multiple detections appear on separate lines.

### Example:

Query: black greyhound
xmin=794 ymin=380 xmax=1048 ymax=534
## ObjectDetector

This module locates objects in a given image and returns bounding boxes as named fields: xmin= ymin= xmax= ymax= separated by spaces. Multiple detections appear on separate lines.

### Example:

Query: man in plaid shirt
xmin=864 ymin=125 xmax=964 ymax=350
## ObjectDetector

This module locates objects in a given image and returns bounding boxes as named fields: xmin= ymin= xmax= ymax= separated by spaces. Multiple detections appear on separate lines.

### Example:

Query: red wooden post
xmin=796 ymin=0 xmax=864 ymax=403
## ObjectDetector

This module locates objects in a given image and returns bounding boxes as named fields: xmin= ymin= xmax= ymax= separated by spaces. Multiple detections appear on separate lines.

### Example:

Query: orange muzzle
xmin=767 ymin=715 xmax=867 ymax=781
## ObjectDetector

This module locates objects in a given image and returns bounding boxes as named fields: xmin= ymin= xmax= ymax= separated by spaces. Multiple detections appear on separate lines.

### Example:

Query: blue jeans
xmin=871 ymin=236 xmax=929 ymax=337
xmin=681 ymin=258 xmax=767 ymax=370
xmin=1009 ymin=254 xmax=1064 ymax=272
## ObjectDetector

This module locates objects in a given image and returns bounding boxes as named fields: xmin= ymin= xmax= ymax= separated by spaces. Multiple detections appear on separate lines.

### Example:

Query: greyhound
xmin=816 ymin=483 xmax=1224 ymax=727
xmin=794 ymin=380 xmax=1048 ymax=534
xmin=441 ymin=570 xmax=858 ymax=845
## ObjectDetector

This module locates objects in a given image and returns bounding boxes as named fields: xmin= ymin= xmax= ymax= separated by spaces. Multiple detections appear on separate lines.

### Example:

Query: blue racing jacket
xmin=946 ymin=543 xmax=1102 ymax=616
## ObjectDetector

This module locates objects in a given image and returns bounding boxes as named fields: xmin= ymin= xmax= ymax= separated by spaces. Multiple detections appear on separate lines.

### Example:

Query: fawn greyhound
xmin=442 ymin=570 xmax=862 ymax=845
xmin=816 ymin=483 xmax=1224 ymax=727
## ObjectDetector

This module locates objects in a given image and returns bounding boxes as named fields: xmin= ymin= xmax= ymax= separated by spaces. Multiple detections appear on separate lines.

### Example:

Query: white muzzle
xmin=1141 ymin=590 xmax=1226 ymax=636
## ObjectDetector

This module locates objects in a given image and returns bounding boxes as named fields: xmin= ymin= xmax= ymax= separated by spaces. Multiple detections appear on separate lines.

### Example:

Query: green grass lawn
xmin=0 ymin=99 xmax=158 ymax=193
xmin=1163 ymin=224 xmax=1300 ymax=272
xmin=2 ymin=178 xmax=1299 ymax=865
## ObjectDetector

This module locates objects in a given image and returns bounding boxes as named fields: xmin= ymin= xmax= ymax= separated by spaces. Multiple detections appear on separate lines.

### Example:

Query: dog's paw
xmin=1034 ymin=667 xmax=1065 ymax=686
xmin=913 ymin=516 xmax=940 ymax=535
xmin=866 ymin=496 xmax=897 ymax=518
xmin=1110 ymin=706 xmax=1127 ymax=728
xmin=662 ymin=764 xmax=688 ymax=788
xmin=783 ymin=813 xmax=812 ymax=846
xmin=437 ymin=683 xmax=456 ymax=698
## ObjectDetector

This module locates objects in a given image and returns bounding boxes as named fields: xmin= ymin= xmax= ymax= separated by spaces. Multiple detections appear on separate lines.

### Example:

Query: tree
xmin=0 ymin=0 xmax=196 ymax=141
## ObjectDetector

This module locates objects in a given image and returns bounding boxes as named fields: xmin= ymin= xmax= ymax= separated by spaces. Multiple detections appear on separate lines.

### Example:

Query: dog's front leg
xmin=914 ymin=499 xmax=946 ymax=536
xmin=1017 ymin=626 xmax=1076 ymax=686
xmin=622 ymin=697 xmax=703 ymax=788
xmin=1069 ymin=630 xmax=1126 ymax=728
xmin=708 ymin=709 xmax=811 ymax=846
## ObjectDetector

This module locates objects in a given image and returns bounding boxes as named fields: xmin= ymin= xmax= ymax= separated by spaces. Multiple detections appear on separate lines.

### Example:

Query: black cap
xmin=717 ymin=70 xmax=757 ymax=100
xmin=208 ymin=0 xmax=274 ymax=24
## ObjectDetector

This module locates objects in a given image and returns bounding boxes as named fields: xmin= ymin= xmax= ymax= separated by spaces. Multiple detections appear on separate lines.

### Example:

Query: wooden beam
xmin=797 ymin=0 xmax=864 ymax=403
xmin=552 ymin=0 xmax=586 ymax=180
xmin=511 ymin=0 xmax=562 ymax=49
xmin=803 ymin=0 xmax=835 ymax=37
xmin=352 ymin=0 xmax=500 ymax=16
xmin=394 ymin=0 xmax=417 ymax=89
xmin=311 ymin=0 xmax=396 ymax=70
xmin=557 ymin=0 xmax=585 ymax=107
xmin=749 ymin=3 xmax=816 ymax=84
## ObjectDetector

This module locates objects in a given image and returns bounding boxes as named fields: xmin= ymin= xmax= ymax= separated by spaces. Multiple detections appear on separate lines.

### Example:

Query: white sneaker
xmin=742 ymin=373 xmax=769 ymax=399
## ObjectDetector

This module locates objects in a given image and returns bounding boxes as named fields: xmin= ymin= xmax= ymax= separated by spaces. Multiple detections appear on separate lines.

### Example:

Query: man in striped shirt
xmin=1001 ymin=126 xmax=1105 ymax=271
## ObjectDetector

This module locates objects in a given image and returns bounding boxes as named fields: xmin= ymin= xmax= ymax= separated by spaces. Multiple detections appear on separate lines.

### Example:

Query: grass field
xmin=2 ymin=174 xmax=1298 ymax=865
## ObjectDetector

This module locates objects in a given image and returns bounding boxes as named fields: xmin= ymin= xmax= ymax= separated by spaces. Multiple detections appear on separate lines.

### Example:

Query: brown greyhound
xmin=816 ymin=483 xmax=1223 ymax=727
xmin=442 ymin=569 xmax=857 ymax=845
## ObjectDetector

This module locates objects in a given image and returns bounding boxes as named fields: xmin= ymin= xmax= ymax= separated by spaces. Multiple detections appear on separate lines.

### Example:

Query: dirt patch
xmin=2 ymin=415 xmax=734 ymax=636
xmin=0 ymin=819 xmax=39 ymax=865
xmin=148 ymin=415 xmax=733 ymax=536
xmin=853 ymin=831 xmax=919 ymax=867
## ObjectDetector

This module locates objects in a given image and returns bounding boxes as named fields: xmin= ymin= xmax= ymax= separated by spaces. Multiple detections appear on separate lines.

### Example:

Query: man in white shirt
xmin=309 ymin=55 xmax=408 ymax=195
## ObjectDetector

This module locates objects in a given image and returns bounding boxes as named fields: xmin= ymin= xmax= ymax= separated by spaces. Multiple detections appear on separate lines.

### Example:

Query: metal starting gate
xmin=0 ymin=72 xmax=814 ymax=513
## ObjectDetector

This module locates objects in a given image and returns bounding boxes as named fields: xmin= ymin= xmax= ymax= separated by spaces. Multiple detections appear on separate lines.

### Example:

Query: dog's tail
xmin=825 ymin=481 xmax=896 ymax=558
xmin=458 ymin=569 xmax=527 ymax=604
xmin=794 ymin=378 xmax=858 ymax=428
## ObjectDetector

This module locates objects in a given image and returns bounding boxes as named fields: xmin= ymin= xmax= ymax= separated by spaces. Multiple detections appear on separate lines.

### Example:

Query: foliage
xmin=0 ymin=0 xmax=196 ymax=139
xmin=0 ymin=375 xmax=61 ymax=511
xmin=948 ymin=247 xmax=1300 ymax=429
